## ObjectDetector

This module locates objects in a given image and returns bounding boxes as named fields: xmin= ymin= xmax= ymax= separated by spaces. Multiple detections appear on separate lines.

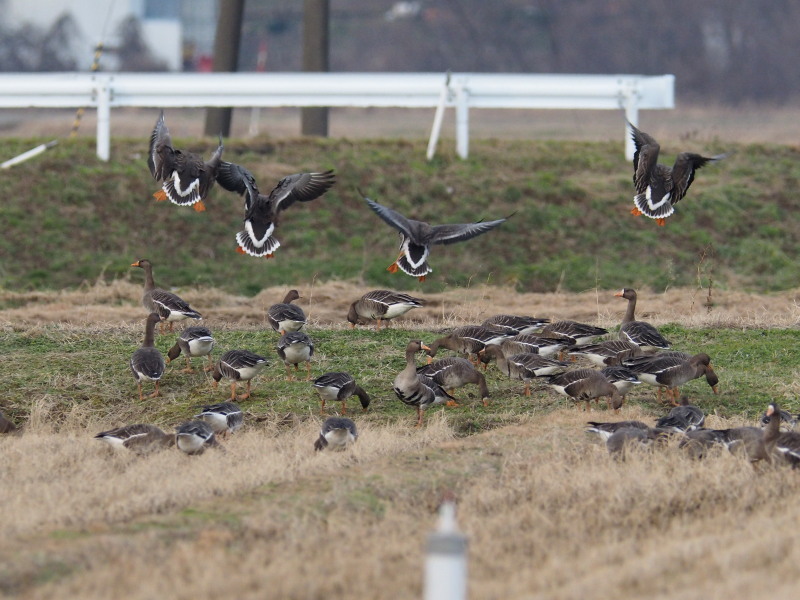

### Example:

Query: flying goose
xmin=346 ymin=290 xmax=424 ymax=330
xmin=394 ymin=340 xmax=455 ymax=426
xmin=94 ymin=423 xmax=175 ymax=455
xmin=364 ymin=194 xmax=508 ymax=281
xmin=148 ymin=110 xmax=223 ymax=212
xmin=215 ymin=161 xmax=335 ymax=258
xmin=130 ymin=312 xmax=166 ymax=401
xmin=614 ymin=288 xmax=671 ymax=351
xmin=312 ymin=372 xmax=371 ymax=414
xmin=267 ymin=289 xmax=306 ymax=334
xmin=627 ymin=120 xmax=726 ymax=225
xmin=167 ymin=326 xmax=215 ymax=373
xmin=211 ymin=349 xmax=268 ymax=400
xmin=314 ymin=416 xmax=358 ymax=451
xmin=131 ymin=259 xmax=202 ymax=333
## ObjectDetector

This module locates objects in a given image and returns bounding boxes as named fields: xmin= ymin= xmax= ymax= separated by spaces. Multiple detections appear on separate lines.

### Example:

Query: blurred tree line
xmin=1 ymin=0 xmax=794 ymax=104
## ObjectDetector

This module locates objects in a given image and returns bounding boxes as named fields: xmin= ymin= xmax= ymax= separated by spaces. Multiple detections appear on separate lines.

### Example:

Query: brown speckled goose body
xmin=267 ymin=289 xmax=306 ymax=334
xmin=417 ymin=357 xmax=490 ymax=406
xmin=312 ymin=372 xmax=371 ymax=414
xmin=347 ymin=290 xmax=424 ymax=330
xmin=211 ymin=349 xmax=268 ymax=400
xmin=131 ymin=259 xmax=202 ymax=332
xmin=614 ymin=288 xmax=671 ymax=351
xmin=129 ymin=312 xmax=166 ymax=401
xmin=393 ymin=340 xmax=455 ymax=426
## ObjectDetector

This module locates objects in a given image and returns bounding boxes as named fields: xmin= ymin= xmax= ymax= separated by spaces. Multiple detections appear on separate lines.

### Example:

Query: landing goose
xmin=267 ymin=289 xmax=306 ymax=334
xmin=627 ymin=119 xmax=726 ymax=225
xmin=211 ymin=349 xmax=268 ymax=400
xmin=347 ymin=289 xmax=424 ymax=330
xmin=148 ymin=110 xmax=223 ymax=212
xmin=314 ymin=417 xmax=358 ymax=451
xmin=130 ymin=312 xmax=166 ymax=401
xmin=364 ymin=194 xmax=508 ymax=281
xmin=131 ymin=259 xmax=202 ymax=332
xmin=614 ymin=288 xmax=671 ymax=351
xmin=215 ymin=161 xmax=335 ymax=258
xmin=393 ymin=340 xmax=455 ymax=426
xmin=312 ymin=372 xmax=371 ymax=414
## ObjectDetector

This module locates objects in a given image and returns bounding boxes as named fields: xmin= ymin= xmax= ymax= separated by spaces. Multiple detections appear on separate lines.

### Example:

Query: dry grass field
xmin=2 ymin=282 xmax=800 ymax=599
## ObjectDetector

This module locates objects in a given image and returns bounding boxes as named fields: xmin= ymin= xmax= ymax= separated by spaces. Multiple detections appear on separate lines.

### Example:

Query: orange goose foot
xmin=236 ymin=246 xmax=247 ymax=255
xmin=153 ymin=189 xmax=168 ymax=202
xmin=387 ymin=263 xmax=399 ymax=273
xmin=445 ymin=400 xmax=461 ymax=408
xmin=193 ymin=201 xmax=206 ymax=212
xmin=630 ymin=207 xmax=642 ymax=216
xmin=656 ymin=218 xmax=666 ymax=226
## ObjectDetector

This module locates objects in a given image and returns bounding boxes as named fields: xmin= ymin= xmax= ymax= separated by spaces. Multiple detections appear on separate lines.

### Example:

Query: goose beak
xmin=130 ymin=261 xmax=140 ymax=267
xmin=712 ymin=385 xmax=719 ymax=394
xmin=613 ymin=290 xmax=624 ymax=297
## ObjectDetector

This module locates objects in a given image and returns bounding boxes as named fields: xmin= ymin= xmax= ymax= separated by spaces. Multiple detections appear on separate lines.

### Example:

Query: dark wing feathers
xmin=364 ymin=197 xmax=416 ymax=238
xmin=216 ymin=161 xmax=259 ymax=196
xmin=269 ymin=170 xmax=336 ymax=212
xmin=429 ymin=218 xmax=507 ymax=245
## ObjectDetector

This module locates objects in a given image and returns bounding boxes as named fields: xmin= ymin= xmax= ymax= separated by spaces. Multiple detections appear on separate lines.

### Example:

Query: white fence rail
xmin=0 ymin=72 xmax=674 ymax=161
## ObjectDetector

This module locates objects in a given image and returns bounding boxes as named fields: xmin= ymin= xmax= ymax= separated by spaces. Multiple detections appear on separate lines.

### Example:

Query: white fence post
xmin=95 ymin=75 xmax=112 ymax=161
xmin=424 ymin=501 xmax=468 ymax=600
xmin=454 ymin=80 xmax=470 ymax=159
xmin=426 ymin=73 xmax=451 ymax=161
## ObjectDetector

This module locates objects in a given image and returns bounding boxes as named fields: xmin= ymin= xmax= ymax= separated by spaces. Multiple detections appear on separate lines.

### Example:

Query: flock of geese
xmin=4 ymin=112 xmax=796 ymax=468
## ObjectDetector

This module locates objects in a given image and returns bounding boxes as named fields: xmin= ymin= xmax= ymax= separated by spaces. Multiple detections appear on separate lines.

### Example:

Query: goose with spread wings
xmin=148 ymin=111 xmax=224 ymax=212
xmin=363 ymin=195 xmax=509 ymax=281
xmin=216 ymin=162 xmax=335 ymax=258
xmin=628 ymin=120 xmax=726 ymax=226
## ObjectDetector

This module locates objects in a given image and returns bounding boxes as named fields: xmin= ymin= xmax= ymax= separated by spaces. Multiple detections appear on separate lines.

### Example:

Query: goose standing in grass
xmin=614 ymin=288 xmax=671 ymax=351
xmin=585 ymin=420 xmax=650 ymax=441
xmin=606 ymin=426 xmax=666 ymax=458
xmin=479 ymin=345 xmax=568 ymax=397
xmin=312 ymin=372 xmax=371 ymax=414
xmin=314 ymin=416 xmax=358 ymax=451
xmin=130 ymin=312 xmax=166 ymax=401
xmin=493 ymin=334 xmax=574 ymax=359
xmin=175 ymin=420 xmax=220 ymax=455
xmin=193 ymin=402 xmax=243 ymax=439
xmin=627 ymin=119 xmax=726 ymax=225
xmin=417 ymin=357 xmax=490 ymax=406
xmin=629 ymin=352 xmax=718 ymax=404
xmin=545 ymin=368 xmax=623 ymax=411
xmin=481 ymin=314 xmax=549 ymax=336
xmin=211 ymin=349 xmax=268 ymax=400
xmin=600 ymin=366 xmax=642 ymax=401
xmin=394 ymin=340 xmax=455 ymax=426
xmin=148 ymin=110 xmax=223 ymax=212
xmin=0 ymin=411 xmax=17 ymax=434
xmin=346 ymin=289 xmax=424 ymax=330
xmin=655 ymin=396 xmax=705 ymax=432
xmin=569 ymin=339 xmax=642 ymax=366
xmin=94 ymin=424 xmax=175 ymax=455
xmin=131 ymin=259 xmax=202 ymax=333
xmin=426 ymin=326 xmax=511 ymax=365
xmin=215 ymin=161 xmax=335 ymax=257
xmin=277 ymin=331 xmax=314 ymax=381
xmin=764 ymin=403 xmax=800 ymax=467
xmin=363 ymin=194 xmax=508 ymax=281
xmin=540 ymin=320 xmax=609 ymax=347
xmin=267 ymin=289 xmax=306 ymax=334
xmin=167 ymin=326 xmax=215 ymax=373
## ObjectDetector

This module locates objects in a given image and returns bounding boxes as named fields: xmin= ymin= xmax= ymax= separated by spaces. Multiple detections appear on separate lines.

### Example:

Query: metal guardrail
xmin=0 ymin=72 xmax=674 ymax=161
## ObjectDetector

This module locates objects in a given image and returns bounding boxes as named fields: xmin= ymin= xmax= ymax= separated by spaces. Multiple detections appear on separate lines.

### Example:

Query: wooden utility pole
xmin=301 ymin=0 xmax=330 ymax=136
xmin=204 ymin=0 xmax=246 ymax=137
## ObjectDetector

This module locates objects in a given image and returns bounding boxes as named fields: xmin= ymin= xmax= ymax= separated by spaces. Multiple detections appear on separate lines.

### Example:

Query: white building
xmin=1 ymin=0 xmax=218 ymax=71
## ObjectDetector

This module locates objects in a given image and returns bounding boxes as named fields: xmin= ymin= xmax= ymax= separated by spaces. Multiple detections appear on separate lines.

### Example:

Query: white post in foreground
xmin=424 ymin=501 xmax=468 ymax=600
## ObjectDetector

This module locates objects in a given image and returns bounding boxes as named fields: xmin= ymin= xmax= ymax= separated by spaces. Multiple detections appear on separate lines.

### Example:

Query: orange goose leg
xmin=147 ymin=381 xmax=160 ymax=399
xmin=204 ymin=356 xmax=214 ymax=372
xmin=387 ymin=251 xmax=403 ymax=273
xmin=415 ymin=406 xmax=423 ymax=427
xmin=320 ymin=399 xmax=327 ymax=414
xmin=305 ymin=362 xmax=311 ymax=381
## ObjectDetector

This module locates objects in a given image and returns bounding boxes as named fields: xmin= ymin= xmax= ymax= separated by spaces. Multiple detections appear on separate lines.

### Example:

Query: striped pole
xmin=70 ymin=42 xmax=104 ymax=138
